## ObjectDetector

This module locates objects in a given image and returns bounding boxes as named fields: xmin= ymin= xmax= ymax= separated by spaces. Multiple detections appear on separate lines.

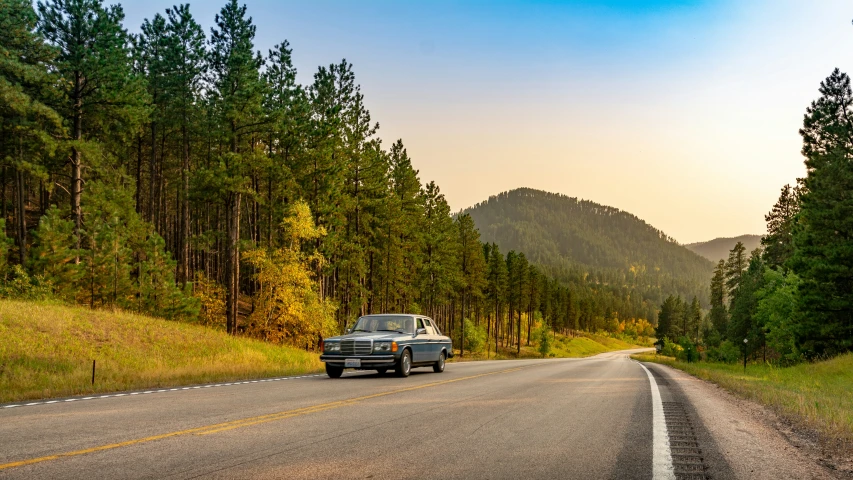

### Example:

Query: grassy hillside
xmin=634 ymin=353 xmax=853 ymax=446
xmin=0 ymin=300 xmax=647 ymax=404
xmin=685 ymin=234 xmax=762 ymax=262
xmin=0 ymin=300 xmax=322 ymax=403
xmin=464 ymin=188 xmax=714 ymax=307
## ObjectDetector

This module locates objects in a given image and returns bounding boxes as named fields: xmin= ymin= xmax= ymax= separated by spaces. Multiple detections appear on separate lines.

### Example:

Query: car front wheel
xmin=326 ymin=364 xmax=343 ymax=378
xmin=395 ymin=349 xmax=412 ymax=377
xmin=433 ymin=351 xmax=446 ymax=373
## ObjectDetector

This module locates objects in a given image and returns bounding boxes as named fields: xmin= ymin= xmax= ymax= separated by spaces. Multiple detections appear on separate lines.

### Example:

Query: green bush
xmin=537 ymin=326 xmax=552 ymax=357
xmin=0 ymin=265 xmax=55 ymax=301
xmin=707 ymin=340 xmax=741 ymax=363
xmin=659 ymin=337 xmax=682 ymax=357
xmin=462 ymin=318 xmax=486 ymax=354
xmin=676 ymin=336 xmax=699 ymax=363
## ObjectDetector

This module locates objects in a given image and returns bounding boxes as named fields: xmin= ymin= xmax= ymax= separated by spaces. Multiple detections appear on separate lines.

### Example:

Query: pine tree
xmin=207 ymin=0 xmax=266 ymax=334
xmin=687 ymin=296 xmax=702 ymax=342
xmin=727 ymin=251 xmax=765 ymax=357
xmin=418 ymin=181 xmax=459 ymax=323
xmin=456 ymin=213 xmax=487 ymax=355
xmin=762 ymin=184 xmax=800 ymax=269
xmin=28 ymin=206 xmax=81 ymax=300
xmin=724 ymin=241 xmax=748 ymax=303
xmin=790 ymin=68 xmax=853 ymax=357
xmin=709 ymin=259 xmax=728 ymax=338
xmin=38 ymin=0 xmax=146 ymax=250
xmin=0 ymin=0 xmax=63 ymax=264
xmin=378 ymin=140 xmax=422 ymax=312
xmin=655 ymin=295 xmax=680 ymax=342
xmin=163 ymin=4 xmax=206 ymax=285
xmin=486 ymin=243 xmax=507 ymax=352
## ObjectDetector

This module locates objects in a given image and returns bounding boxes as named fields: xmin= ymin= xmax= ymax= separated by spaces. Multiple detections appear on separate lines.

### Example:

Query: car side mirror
xmin=416 ymin=328 xmax=427 ymax=336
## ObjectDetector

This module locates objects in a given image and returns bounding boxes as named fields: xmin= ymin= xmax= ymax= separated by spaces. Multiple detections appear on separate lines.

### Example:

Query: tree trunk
xmin=180 ymin=124 xmax=190 ymax=285
xmin=149 ymin=121 xmax=157 ymax=224
xmin=225 ymin=192 xmax=241 ymax=335
xmin=15 ymin=167 xmax=26 ymax=263
xmin=136 ymin=135 xmax=142 ymax=214
xmin=71 ymin=72 xmax=83 ymax=258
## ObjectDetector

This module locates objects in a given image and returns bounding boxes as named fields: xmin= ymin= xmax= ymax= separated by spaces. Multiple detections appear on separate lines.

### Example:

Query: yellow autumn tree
xmin=243 ymin=201 xmax=336 ymax=348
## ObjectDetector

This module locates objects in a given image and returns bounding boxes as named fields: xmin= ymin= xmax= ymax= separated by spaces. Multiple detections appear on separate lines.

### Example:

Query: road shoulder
xmin=643 ymin=362 xmax=842 ymax=480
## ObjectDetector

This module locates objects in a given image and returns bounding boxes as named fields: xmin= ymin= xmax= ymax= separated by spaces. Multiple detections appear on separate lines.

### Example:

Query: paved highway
xmin=0 ymin=350 xmax=835 ymax=479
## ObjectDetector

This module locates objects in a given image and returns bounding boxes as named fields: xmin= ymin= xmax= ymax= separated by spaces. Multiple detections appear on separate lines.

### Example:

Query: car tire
xmin=376 ymin=368 xmax=387 ymax=375
xmin=395 ymin=349 xmax=412 ymax=377
xmin=433 ymin=351 xmax=446 ymax=373
xmin=326 ymin=364 xmax=344 ymax=378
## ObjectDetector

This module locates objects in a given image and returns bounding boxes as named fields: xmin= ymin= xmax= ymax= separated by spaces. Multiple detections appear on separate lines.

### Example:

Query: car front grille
xmin=341 ymin=338 xmax=372 ymax=355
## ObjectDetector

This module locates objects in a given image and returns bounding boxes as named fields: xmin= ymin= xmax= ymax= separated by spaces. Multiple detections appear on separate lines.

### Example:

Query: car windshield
xmin=351 ymin=315 xmax=414 ymax=334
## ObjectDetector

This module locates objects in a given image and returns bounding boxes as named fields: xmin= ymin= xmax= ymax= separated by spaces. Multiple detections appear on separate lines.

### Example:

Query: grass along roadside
xmin=453 ymin=332 xmax=647 ymax=361
xmin=0 ymin=300 xmax=322 ymax=403
xmin=633 ymin=352 xmax=853 ymax=448
xmin=0 ymin=299 xmax=648 ymax=404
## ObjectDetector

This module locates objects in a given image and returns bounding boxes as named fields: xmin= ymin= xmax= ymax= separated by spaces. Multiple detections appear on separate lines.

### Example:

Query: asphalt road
xmin=0 ymin=350 xmax=833 ymax=479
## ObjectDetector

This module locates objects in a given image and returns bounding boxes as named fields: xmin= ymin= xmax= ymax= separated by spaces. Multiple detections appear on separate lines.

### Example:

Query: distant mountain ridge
xmin=463 ymin=188 xmax=714 ymax=306
xmin=685 ymin=235 xmax=763 ymax=263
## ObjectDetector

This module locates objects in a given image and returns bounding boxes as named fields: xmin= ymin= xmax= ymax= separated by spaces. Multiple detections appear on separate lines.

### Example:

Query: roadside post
xmin=743 ymin=338 xmax=748 ymax=372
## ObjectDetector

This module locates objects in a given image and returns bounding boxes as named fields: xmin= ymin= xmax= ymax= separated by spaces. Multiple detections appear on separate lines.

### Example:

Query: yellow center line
xmin=0 ymin=365 xmax=527 ymax=471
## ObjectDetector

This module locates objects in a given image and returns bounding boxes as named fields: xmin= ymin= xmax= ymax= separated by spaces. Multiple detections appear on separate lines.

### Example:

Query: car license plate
xmin=345 ymin=358 xmax=361 ymax=368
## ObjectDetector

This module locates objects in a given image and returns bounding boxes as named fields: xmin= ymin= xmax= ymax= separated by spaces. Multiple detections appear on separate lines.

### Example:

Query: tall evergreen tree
xmin=790 ymin=68 xmax=853 ymax=357
xmin=207 ymin=0 xmax=265 ymax=334
xmin=0 ymin=0 xmax=63 ymax=264
xmin=724 ymin=241 xmax=748 ymax=302
xmin=762 ymin=184 xmax=800 ymax=269
xmin=456 ymin=212 xmax=487 ymax=355
xmin=709 ymin=259 xmax=727 ymax=337
xmin=163 ymin=4 xmax=206 ymax=285
xmin=38 ymin=0 xmax=145 ymax=251
xmin=727 ymin=251 xmax=765 ymax=356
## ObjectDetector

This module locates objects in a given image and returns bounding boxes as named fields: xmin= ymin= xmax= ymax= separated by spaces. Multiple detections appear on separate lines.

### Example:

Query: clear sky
xmin=120 ymin=0 xmax=853 ymax=244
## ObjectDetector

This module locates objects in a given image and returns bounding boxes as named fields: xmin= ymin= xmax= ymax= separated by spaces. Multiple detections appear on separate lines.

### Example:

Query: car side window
xmin=417 ymin=318 xmax=424 ymax=330
xmin=424 ymin=319 xmax=436 ymax=335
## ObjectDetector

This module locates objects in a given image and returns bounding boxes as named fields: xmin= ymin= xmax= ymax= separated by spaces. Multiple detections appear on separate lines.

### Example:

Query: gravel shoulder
xmin=644 ymin=362 xmax=846 ymax=479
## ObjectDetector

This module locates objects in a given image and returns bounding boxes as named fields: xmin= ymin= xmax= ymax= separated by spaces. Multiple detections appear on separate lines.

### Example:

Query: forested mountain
xmin=685 ymin=235 xmax=761 ymax=262
xmin=465 ymin=188 xmax=714 ymax=315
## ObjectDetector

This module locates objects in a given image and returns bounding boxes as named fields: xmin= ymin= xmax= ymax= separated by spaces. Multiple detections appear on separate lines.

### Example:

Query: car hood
xmin=326 ymin=332 xmax=413 ymax=341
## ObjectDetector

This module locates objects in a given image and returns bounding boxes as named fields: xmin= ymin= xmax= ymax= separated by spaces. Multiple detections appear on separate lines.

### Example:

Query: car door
xmin=411 ymin=317 xmax=431 ymax=363
xmin=423 ymin=319 xmax=440 ymax=361
xmin=429 ymin=319 xmax=450 ymax=359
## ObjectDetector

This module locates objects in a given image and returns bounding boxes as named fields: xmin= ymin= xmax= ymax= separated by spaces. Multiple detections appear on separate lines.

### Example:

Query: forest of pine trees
xmin=656 ymin=68 xmax=853 ymax=364
xmin=0 ymin=0 xmax=658 ymax=352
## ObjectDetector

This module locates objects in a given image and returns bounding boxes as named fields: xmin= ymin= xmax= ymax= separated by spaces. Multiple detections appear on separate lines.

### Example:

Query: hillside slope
xmin=464 ymin=188 xmax=714 ymax=306
xmin=0 ymin=300 xmax=322 ymax=403
xmin=685 ymin=235 xmax=762 ymax=263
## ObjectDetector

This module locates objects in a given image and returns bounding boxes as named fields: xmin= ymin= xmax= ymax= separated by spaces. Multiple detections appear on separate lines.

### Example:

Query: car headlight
xmin=374 ymin=341 xmax=392 ymax=352
xmin=325 ymin=342 xmax=340 ymax=352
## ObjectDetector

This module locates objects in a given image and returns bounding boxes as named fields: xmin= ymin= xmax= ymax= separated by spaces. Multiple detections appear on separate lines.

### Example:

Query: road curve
xmin=0 ymin=350 xmax=830 ymax=479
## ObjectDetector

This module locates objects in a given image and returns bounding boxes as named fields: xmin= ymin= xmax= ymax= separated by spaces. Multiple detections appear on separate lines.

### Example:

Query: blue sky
xmin=120 ymin=0 xmax=853 ymax=243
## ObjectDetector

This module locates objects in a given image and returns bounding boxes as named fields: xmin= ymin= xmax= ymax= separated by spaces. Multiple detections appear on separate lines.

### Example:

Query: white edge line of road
xmin=0 ymin=374 xmax=332 ymax=410
xmin=637 ymin=361 xmax=675 ymax=480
